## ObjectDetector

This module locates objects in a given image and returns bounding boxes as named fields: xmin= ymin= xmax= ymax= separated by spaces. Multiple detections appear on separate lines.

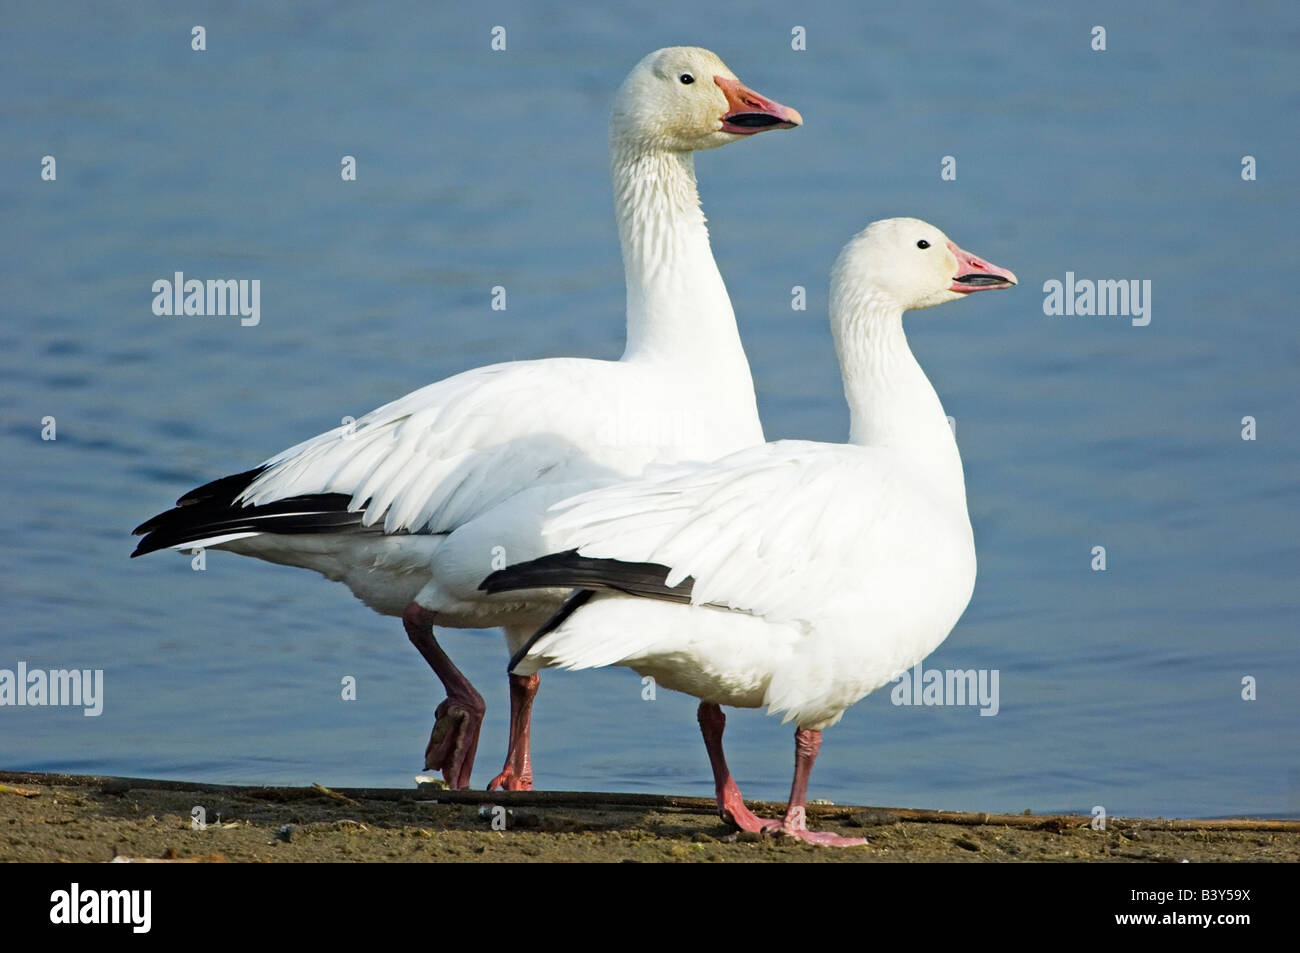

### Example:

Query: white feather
xmin=167 ymin=47 xmax=789 ymax=634
xmin=518 ymin=218 xmax=1015 ymax=731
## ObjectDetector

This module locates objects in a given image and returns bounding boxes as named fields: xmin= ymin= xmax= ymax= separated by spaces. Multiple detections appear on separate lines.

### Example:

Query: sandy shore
xmin=2 ymin=771 xmax=1295 ymax=863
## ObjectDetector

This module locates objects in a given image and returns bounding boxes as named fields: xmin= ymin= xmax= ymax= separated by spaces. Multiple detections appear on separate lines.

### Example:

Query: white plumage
xmin=132 ymin=47 xmax=801 ymax=790
xmin=492 ymin=217 xmax=1017 ymax=844
xmin=525 ymin=441 xmax=975 ymax=727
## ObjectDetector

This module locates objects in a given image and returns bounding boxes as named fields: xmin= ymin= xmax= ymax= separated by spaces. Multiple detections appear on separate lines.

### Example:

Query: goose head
xmin=833 ymin=217 xmax=1017 ymax=313
xmin=611 ymin=47 xmax=802 ymax=153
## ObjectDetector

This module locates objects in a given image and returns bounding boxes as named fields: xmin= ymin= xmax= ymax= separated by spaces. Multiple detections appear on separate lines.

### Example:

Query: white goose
xmin=132 ymin=48 xmax=800 ymax=790
xmin=483 ymin=218 xmax=1016 ymax=845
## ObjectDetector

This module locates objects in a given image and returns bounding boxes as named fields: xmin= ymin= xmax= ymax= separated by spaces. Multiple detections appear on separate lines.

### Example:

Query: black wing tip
xmin=131 ymin=462 xmax=365 ymax=560
xmin=132 ymin=514 xmax=163 ymax=537
xmin=132 ymin=466 xmax=269 ymax=556
xmin=131 ymin=511 xmax=182 ymax=556
xmin=175 ymin=466 xmax=269 ymax=507
xmin=480 ymin=549 xmax=695 ymax=604
xmin=130 ymin=534 xmax=193 ymax=558
xmin=129 ymin=497 xmax=366 ymax=559
xmin=130 ymin=529 xmax=202 ymax=559
xmin=480 ymin=549 xmax=583 ymax=593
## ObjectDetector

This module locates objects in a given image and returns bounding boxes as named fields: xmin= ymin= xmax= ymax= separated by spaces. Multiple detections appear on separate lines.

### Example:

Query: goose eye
xmin=679 ymin=73 xmax=695 ymax=85
xmin=916 ymin=240 xmax=930 ymax=249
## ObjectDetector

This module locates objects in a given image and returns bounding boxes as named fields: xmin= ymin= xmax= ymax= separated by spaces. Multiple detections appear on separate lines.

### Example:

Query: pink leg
xmin=697 ymin=703 xmax=780 ymax=834
xmin=486 ymin=673 xmax=539 ymax=791
xmin=778 ymin=728 xmax=867 ymax=847
xmin=403 ymin=602 xmax=484 ymax=789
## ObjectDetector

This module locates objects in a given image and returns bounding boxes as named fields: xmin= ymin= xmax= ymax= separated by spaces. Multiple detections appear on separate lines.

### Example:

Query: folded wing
xmin=484 ymin=441 xmax=925 ymax=625
xmin=133 ymin=358 xmax=647 ymax=556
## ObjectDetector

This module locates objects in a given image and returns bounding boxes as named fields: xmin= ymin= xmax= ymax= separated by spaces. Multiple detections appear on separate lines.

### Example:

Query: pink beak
xmin=947 ymin=241 xmax=1017 ymax=293
xmin=714 ymin=76 xmax=802 ymax=134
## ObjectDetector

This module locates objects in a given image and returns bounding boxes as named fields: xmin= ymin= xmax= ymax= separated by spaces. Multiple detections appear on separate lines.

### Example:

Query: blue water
xmin=2 ymin=1 xmax=1297 ymax=820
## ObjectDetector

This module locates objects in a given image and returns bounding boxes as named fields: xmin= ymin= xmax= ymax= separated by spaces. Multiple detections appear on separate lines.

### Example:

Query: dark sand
xmin=2 ymin=772 xmax=1295 ymax=863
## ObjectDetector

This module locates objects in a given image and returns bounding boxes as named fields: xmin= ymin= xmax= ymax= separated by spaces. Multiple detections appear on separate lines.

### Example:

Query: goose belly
xmin=220 ymin=533 xmax=442 ymax=617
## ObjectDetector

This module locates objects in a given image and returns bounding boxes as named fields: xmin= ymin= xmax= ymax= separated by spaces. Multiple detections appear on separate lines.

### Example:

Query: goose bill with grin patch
xmin=715 ymin=76 xmax=802 ymax=134
xmin=948 ymin=240 xmax=1018 ymax=293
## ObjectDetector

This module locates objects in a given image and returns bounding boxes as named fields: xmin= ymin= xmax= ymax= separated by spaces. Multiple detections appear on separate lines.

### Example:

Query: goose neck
xmin=611 ymin=140 xmax=743 ymax=366
xmin=832 ymin=288 xmax=967 ymax=507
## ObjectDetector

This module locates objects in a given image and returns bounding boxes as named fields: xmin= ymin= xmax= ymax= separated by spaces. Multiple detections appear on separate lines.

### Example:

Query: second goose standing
xmin=484 ymin=218 xmax=1016 ymax=844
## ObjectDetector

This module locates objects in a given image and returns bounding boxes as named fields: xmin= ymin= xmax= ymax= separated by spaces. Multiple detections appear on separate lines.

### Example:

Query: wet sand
xmin=2 ymin=772 xmax=1296 ymax=863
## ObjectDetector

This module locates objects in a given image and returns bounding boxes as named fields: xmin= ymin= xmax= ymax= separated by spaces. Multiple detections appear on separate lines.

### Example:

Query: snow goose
xmin=482 ymin=218 xmax=1016 ymax=845
xmin=131 ymin=48 xmax=800 ymax=791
